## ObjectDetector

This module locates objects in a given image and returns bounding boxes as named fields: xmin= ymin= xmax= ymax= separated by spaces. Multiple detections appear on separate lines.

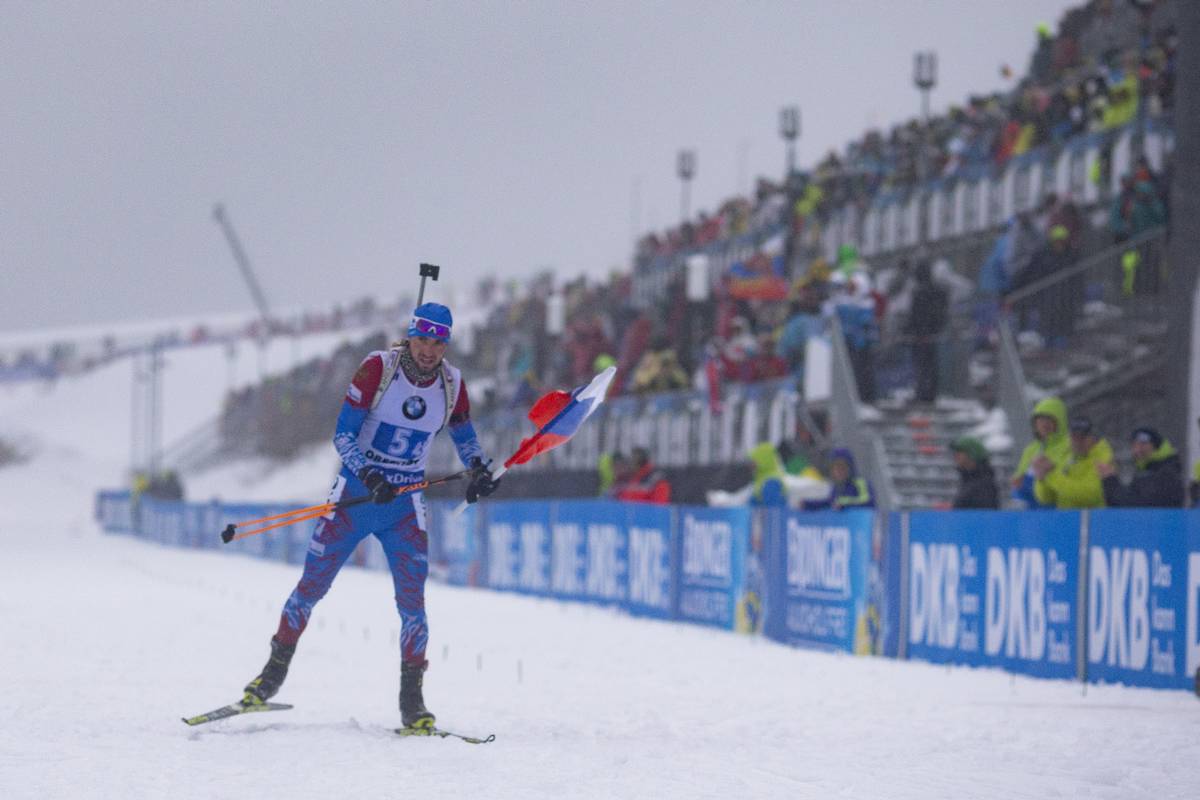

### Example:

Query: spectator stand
xmin=998 ymin=225 xmax=1170 ymax=472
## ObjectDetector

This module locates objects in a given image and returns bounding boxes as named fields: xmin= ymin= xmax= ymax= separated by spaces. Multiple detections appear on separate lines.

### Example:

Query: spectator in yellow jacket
xmin=1033 ymin=416 xmax=1113 ymax=509
xmin=1010 ymin=396 xmax=1071 ymax=509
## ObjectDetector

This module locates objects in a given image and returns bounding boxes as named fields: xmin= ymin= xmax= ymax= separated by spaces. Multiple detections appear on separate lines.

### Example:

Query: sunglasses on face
xmin=411 ymin=317 xmax=451 ymax=339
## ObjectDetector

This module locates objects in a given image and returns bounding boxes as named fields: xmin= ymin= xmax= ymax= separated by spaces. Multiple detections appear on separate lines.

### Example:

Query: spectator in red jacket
xmin=615 ymin=447 xmax=672 ymax=504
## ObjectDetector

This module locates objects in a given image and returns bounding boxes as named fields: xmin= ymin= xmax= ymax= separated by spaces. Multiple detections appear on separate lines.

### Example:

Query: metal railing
xmin=998 ymin=227 xmax=1171 ymax=462
xmin=829 ymin=315 xmax=896 ymax=512
xmin=1004 ymin=227 xmax=1168 ymax=343
xmin=996 ymin=320 xmax=1033 ymax=457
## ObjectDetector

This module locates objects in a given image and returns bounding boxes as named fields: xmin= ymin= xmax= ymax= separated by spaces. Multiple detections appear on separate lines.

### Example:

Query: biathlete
xmin=242 ymin=302 xmax=500 ymax=729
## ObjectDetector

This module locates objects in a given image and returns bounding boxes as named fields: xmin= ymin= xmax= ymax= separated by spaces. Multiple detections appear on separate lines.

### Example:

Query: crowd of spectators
xmin=981 ymin=149 xmax=1169 ymax=351
xmin=1007 ymin=394 xmax=1187 ymax=510
xmin=712 ymin=387 xmax=1195 ymax=514
xmin=0 ymin=294 xmax=399 ymax=386
xmin=219 ymin=333 xmax=387 ymax=460
xmin=205 ymin=0 xmax=1183 ymax=517
xmin=798 ymin=1 xmax=1176 ymax=234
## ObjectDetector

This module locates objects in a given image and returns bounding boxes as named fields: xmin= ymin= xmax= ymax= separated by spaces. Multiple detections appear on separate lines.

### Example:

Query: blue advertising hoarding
xmin=765 ymin=509 xmax=873 ymax=652
xmin=675 ymin=506 xmax=749 ymax=630
xmin=95 ymin=486 xmax=1200 ymax=694
xmin=428 ymin=501 xmax=480 ymax=586
xmin=878 ymin=512 xmax=904 ymax=659
xmin=554 ymin=501 xmax=630 ymax=606
xmin=1085 ymin=510 xmax=1200 ymax=691
xmin=483 ymin=500 xmax=553 ymax=595
xmin=624 ymin=503 xmax=674 ymax=620
xmin=96 ymin=491 xmax=134 ymax=535
xmin=906 ymin=511 xmax=1080 ymax=680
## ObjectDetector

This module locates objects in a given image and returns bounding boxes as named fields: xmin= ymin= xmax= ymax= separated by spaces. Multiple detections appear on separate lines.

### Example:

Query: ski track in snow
xmin=2 ymin=332 xmax=1200 ymax=799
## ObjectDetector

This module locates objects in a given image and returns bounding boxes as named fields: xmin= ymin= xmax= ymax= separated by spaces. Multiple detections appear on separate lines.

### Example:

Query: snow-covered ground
xmin=2 ymin=332 xmax=1199 ymax=799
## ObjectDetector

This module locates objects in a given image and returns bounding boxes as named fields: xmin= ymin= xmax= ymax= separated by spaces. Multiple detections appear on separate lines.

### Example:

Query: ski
xmin=394 ymin=725 xmax=496 ymax=744
xmin=181 ymin=700 xmax=294 ymax=727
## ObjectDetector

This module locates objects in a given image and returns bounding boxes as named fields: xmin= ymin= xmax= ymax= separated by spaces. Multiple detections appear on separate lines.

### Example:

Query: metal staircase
xmin=864 ymin=400 xmax=1016 ymax=509
xmin=1001 ymin=228 xmax=1170 ymax=462
xmin=843 ymin=229 xmax=1168 ymax=510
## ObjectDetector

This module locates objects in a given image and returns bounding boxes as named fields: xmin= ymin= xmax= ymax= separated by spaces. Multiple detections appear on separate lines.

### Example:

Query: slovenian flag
xmin=505 ymin=366 xmax=617 ymax=467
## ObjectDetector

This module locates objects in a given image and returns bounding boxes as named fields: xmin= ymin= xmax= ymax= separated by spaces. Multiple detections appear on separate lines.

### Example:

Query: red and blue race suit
xmin=273 ymin=350 xmax=485 ymax=665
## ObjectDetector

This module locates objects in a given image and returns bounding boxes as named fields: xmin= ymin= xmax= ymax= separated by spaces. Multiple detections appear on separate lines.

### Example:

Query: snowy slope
xmin=0 ymin=330 xmax=369 ymax=488
xmin=3 ymin=488 xmax=1200 ymax=800
xmin=2 ymin=329 xmax=1200 ymax=800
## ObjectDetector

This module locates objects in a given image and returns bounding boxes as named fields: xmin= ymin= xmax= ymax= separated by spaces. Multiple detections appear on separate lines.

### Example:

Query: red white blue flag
xmin=505 ymin=366 xmax=617 ymax=468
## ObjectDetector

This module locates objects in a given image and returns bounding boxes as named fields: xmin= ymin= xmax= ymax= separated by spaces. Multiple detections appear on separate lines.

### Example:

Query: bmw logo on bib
xmin=402 ymin=395 xmax=427 ymax=420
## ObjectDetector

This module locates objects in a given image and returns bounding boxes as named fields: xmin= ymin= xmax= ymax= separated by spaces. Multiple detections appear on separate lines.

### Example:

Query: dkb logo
xmin=909 ymin=542 xmax=959 ymax=648
xmin=985 ymin=547 xmax=1046 ymax=660
xmin=1088 ymin=547 xmax=1150 ymax=670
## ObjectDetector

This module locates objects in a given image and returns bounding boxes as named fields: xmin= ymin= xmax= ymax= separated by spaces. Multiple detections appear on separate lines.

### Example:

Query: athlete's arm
xmin=447 ymin=380 xmax=486 ymax=468
xmin=332 ymin=354 xmax=383 ymax=476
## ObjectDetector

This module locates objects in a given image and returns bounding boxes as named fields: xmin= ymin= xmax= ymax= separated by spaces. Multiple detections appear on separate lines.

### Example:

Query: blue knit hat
xmin=408 ymin=302 xmax=453 ymax=342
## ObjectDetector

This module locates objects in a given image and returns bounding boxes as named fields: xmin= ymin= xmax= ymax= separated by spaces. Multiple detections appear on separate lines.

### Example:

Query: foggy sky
xmin=3 ymin=0 xmax=1079 ymax=333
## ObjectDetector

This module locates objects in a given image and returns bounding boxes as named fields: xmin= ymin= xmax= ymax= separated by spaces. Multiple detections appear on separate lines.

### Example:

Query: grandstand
xmin=29 ymin=0 xmax=1187 ymax=513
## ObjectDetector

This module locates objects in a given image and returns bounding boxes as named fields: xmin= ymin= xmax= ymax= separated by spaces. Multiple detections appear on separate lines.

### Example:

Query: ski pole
xmin=221 ymin=469 xmax=471 ymax=544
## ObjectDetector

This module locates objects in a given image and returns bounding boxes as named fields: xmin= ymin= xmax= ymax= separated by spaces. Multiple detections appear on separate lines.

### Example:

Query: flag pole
xmin=451 ymin=365 xmax=616 ymax=516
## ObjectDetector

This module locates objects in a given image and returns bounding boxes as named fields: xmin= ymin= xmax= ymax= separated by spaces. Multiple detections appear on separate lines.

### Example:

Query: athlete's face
xmin=409 ymin=336 xmax=448 ymax=371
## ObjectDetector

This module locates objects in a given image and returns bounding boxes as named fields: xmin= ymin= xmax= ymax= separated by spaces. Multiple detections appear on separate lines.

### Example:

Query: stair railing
xmin=829 ymin=315 xmax=896 ymax=511
xmin=996 ymin=319 xmax=1033 ymax=458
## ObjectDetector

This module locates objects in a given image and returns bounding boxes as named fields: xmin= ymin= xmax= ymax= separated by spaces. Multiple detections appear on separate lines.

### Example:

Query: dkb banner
xmin=622 ymin=503 xmax=674 ymax=620
xmin=764 ymin=509 xmax=873 ymax=652
xmin=482 ymin=500 xmax=553 ymax=596
xmin=906 ymin=511 xmax=1080 ymax=680
xmin=477 ymin=500 xmax=676 ymax=620
xmin=1086 ymin=510 xmax=1200 ymax=691
xmin=547 ymin=500 xmax=630 ymax=606
xmin=95 ymin=491 xmax=134 ymax=535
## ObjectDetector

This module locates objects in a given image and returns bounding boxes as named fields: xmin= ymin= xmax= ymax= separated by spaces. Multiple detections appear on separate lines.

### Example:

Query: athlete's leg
xmin=375 ymin=495 xmax=430 ymax=665
xmin=275 ymin=504 xmax=370 ymax=644
xmin=375 ymin=495 xmax=433 ymax=726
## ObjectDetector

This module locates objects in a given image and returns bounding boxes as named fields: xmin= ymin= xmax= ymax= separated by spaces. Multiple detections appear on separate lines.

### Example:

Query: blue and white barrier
xmin=95 ymin=490 xmax=1200 ymax=693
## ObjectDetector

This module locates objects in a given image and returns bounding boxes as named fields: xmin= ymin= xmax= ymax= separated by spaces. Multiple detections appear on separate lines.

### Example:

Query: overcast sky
xmin=2 ymin=0 xmax=1080 ymax=334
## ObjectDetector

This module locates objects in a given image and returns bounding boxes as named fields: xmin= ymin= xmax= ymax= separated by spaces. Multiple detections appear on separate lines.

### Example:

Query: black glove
xmin=358 ymin=469 xmax=394 ymax=504
xmin=465 ymin=457 xmax=501 ymax=504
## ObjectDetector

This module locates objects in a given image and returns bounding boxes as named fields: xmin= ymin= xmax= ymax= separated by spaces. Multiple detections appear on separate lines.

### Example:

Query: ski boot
xmin=243 ymin=637 xmax=296 ymax=706
xmin=399 ymin=659 xmax=435 ymax=729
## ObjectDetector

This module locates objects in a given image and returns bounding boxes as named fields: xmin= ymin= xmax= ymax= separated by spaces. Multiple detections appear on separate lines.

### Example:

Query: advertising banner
xmin=93 ymin=488 xmax=1200 ymax=695
xmin=483 ymin=500 xmax=553 ymax=595
xmin=878 ymin=512 xmax=904 ymax=659
xmin=428 ymin=501 xmax=481 ymax=586
xmin=674 ymin=506 xmax=749 ymax=630
xmin=624 ymin=503 xmax=674 ymax=620
xmin=1086 ymin=510 xmax=1200 ymax=691
xmin=95 ymin=491 xmax=134 ymax=535
xmin=906 ymin=511 xmax=1080 ymax=680
xmin=764 ymin=509 xmax=873 ymax=652
xmin=554 ymin=501 xmax=629 ymax=607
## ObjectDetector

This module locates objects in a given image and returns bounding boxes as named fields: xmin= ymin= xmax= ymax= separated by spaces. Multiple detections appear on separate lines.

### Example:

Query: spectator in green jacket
xmin=597 ymin=451 xmax=627 ymax=496
xmin=1033 ymin=416 xmax=1113 ymax=509
xmin=1011 ymin=396 xmax=1071 ymax=509
xmin=748 ymin=442 xmax=787 ymax=507
xmin=1098 ymin=427 xmax=1184 ymax=507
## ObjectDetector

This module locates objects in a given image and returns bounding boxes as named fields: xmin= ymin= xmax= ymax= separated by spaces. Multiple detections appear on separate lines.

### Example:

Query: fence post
xmin=898 ymin=510 xmax=911 ymax=660
xmin=1076 ymin=508 xmax=1090 ymax=690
